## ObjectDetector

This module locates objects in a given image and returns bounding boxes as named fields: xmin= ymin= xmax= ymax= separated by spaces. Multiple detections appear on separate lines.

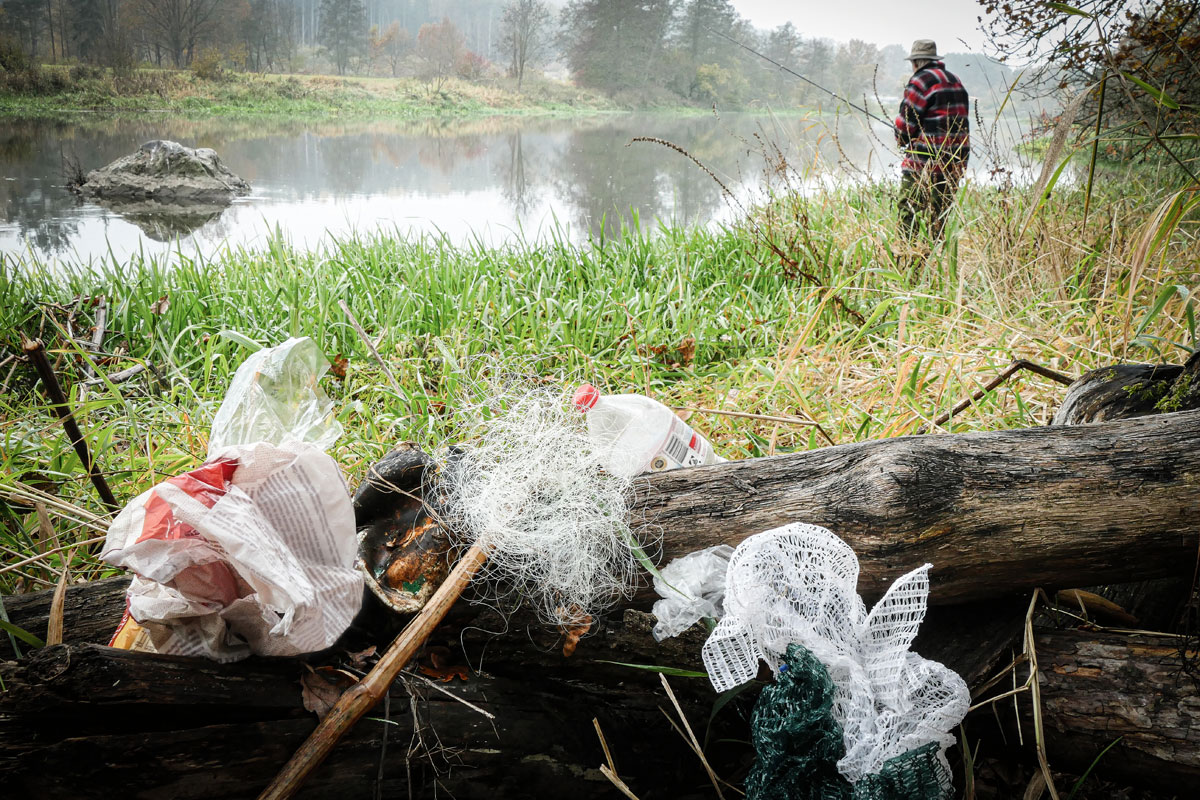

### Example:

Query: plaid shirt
xmin=895 ymin=61 xmax=970 ymax=173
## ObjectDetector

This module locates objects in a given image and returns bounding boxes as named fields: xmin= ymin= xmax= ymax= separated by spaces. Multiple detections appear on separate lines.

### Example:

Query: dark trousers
xmin=898 ymin=168 xmax=961 ymax=241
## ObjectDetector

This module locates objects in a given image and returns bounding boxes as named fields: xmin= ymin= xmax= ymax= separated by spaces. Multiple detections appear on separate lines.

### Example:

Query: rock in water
xmin=80 ymin=140 xmax=250 ymax=201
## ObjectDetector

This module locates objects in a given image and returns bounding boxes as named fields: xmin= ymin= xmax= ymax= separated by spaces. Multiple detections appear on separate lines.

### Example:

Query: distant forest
xmin=0 ymin=0 xmax=1038 ymax=111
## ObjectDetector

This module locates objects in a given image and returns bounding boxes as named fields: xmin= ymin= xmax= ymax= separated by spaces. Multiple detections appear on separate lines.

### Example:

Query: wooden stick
xmin=21 ymin=338 xmax=120 ymax=515
xmin=919 ymin=359 xmax=1074 ymax=433
xmin=82 ymin=362 xmax=147 ymax=388
xmin=257 ymin=541 xmax=490 ymax=800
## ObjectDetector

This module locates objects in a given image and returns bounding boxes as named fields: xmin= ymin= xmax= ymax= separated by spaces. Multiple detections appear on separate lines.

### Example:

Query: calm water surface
xmin=0 ymin=112 xmax=995 ymax=265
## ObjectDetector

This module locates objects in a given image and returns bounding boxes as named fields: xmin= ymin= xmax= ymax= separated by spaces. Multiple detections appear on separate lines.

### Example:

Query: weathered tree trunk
xmin=987 ymin=628 xmax=1200 ymax=793
xmin=640 ymin=408 xmax=1200 ymax=602
xmin=1052 ymin=350 xmax=1200 ymax=426
xmin=6 ymin=408 xmax=1200 ymax=663
xmin=0 ymin=594 xmax=1028 ymax=800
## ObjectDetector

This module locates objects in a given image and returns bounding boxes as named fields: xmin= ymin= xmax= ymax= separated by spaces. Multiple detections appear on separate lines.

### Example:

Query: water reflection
xmin=0 ymin=112 xmax=913 ymax=264
xmin=95 ymin=198 xmax=229 ymax=242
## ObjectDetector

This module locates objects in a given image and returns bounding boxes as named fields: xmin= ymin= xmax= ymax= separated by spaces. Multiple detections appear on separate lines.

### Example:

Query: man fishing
xmin=894 ymin=39 xmax=970 ymax=241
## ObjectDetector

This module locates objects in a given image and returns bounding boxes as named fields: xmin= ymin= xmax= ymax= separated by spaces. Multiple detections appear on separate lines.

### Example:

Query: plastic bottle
xmin=573 ymin=384 xmax=725 ymax=478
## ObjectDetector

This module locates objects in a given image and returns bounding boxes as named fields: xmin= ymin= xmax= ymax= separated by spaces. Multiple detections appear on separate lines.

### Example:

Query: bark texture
xmin=639 ymin=408 xmax=1200 ymax=602
xmin=1002 ymin=628 xmax=1200 ymax=792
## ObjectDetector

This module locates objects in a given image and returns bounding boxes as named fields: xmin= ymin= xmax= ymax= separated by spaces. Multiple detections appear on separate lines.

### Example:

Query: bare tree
xmin=499 ymin=0 xmax=550 ymax=90
xmin=134 ymin=0 xmax=224 ymax=67
xmin=416 ymin=16 xmax=465 ymax=90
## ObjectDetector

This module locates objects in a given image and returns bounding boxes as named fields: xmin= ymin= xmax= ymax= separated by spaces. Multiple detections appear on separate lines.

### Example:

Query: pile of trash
xmin=99 ymin=338 xmax=967 ymax=799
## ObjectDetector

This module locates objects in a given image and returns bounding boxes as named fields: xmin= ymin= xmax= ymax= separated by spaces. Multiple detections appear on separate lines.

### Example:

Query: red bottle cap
xmin=573 ymin=383 xmax=600 ymax=412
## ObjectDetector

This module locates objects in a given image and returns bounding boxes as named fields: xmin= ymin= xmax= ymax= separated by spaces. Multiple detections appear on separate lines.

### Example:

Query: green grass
xmin=1 ymin=174 xmax=1197 ymax=593
xmin=0 ymin=67 xmax=618 ymax=119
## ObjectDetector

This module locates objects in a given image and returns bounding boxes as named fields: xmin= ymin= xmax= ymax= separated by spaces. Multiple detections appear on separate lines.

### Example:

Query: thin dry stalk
xmin=593 ymin=718 xmax=618 ymax=773
xmin=46 ymin=548 xmax=74 ymax=646
xmin=658 ymin=673 xmax=740 ymax=798
xmin=405 ymin=670 xmax=495 ymax=721
xmin=0 ymin=536 xmax=107 ymax=576
xmin=599 ymin=764 xmax=642 ymax=800
xmin=338 ymin=300 xmax=404 ymax=399
xmin=1025 ymin=590 xmax=1060 ymax=800
xmin=672 ymin=406 xmax=835 ymax=446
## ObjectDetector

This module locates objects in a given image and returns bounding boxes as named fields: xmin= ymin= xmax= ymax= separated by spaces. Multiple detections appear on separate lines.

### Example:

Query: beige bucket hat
xmin=907 ymin=39 xmax=941 ymax=61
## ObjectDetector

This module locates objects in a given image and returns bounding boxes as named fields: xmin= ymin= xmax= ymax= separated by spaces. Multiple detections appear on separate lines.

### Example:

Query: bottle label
xmin=652 ymin=416 xmax=716 ymax=470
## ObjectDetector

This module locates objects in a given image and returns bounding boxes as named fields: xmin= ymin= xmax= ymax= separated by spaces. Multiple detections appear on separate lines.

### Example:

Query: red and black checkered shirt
xmin=895 ymin=61 xmax=970 ymax=173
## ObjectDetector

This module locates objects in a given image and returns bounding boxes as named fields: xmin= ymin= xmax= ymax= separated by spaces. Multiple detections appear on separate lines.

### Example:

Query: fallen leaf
xmin=46 ymin=551 xmax=73 ymax=646
xmin=675 ymin=336 xmax=696 ymax=365
xmin=149 ymin=294 xmax=170 ymax=315
xmin=418 ymin=664 xmax=470 ymax=682
xmin=329 ymin=354 xmax=348 ymax=380
xmin=347 ymin=645 xmax=377 ymax=669
xmin=418 ymin=646 xmax=469 ymax=681
xmin=300 ymin=666 xmax=354 ymax=719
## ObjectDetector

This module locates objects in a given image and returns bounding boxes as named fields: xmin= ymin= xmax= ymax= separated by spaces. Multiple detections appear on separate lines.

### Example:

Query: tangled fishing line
xmin=439 ymin=384 xmax=649 ymax=629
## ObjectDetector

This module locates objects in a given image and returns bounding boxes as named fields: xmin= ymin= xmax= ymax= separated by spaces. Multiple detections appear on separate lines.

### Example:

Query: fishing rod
xmin=706 ymin=27 xmax=892 ymax=126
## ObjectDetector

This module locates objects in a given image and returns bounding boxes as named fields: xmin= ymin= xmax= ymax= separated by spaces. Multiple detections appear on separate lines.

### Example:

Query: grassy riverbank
xmin=0 ymin=66 xmax=618 ymax=118
xmin=2 ymin=174 xmax=1195 ymax=590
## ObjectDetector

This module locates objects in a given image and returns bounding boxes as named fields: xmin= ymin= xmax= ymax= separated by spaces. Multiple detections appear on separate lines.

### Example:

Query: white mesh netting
xmin=701 ymin=523 xmax=969 ymax=783
xmin=439 ymin=385 xmax=646 ymax=629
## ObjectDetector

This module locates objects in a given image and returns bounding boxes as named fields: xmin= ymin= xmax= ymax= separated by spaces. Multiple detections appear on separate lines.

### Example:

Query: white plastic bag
xmin=102 ymin=337 xmax=363 ymax=662
xmin=650 ymin=544 xmax=734 ymax=641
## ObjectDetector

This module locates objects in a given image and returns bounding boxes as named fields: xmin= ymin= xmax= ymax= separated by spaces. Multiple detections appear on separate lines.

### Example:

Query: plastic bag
xmin=650 ymin=544 xmax=734 ymax=641
xmin=102 ymin=337 xmax=363 ymax=662
xmin=207 ymin=336 xmax=343 ymax=456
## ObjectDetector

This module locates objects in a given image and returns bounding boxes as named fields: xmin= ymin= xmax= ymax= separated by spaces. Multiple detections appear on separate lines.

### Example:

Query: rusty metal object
xmin=353 ymin=444 xmax=452 ymax=615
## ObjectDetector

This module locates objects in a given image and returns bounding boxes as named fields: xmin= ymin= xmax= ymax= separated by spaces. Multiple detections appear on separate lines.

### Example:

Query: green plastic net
xmin=747 ymin=643 xmax=955 ymax=800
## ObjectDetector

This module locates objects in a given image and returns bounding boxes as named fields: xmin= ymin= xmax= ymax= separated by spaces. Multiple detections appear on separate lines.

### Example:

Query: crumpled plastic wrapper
xmin=650 ymin=544 xmax=734 ymax=641
xmin=102 ymin=337 xmax=363 ymax=662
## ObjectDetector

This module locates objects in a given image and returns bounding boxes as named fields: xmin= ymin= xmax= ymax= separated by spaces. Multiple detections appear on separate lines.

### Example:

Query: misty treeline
xmin=0 ymin=0 xmax=1020 ymax=107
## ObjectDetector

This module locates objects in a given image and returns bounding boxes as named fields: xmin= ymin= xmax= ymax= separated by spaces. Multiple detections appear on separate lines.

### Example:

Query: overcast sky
xmin=729 ymin=0 xmax=991 ymax=54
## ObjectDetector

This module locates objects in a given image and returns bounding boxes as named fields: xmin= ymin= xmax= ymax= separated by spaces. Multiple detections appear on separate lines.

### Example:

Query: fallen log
xmin=0 ymin=595 xmax=1027 ymax=800
xmin=978 ymin=627 xmax=1200 ymax=793
xmin=641 ymin=407 xmax=1200 ymax=602
xmin=5 ymin=408 xmax=1200 ymax=661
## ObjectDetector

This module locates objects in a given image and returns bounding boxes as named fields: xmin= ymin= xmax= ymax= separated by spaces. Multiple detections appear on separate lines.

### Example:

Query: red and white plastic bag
xmin=103 ymin=337 xmax=363 ymax=662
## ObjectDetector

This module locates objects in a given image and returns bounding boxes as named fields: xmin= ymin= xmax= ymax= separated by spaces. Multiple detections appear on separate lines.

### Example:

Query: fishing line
xmin=706 ymin=27 xmax=893 ymax=126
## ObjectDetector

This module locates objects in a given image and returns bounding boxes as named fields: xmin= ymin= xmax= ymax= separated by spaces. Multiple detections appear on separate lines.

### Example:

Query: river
xmin=0 ymin=111 xmax=1020 ymax=265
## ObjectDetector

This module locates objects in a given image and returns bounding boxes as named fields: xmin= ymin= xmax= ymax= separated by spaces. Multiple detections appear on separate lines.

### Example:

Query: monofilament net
xmin=439 ymin=385 xmax=645 ymax=628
